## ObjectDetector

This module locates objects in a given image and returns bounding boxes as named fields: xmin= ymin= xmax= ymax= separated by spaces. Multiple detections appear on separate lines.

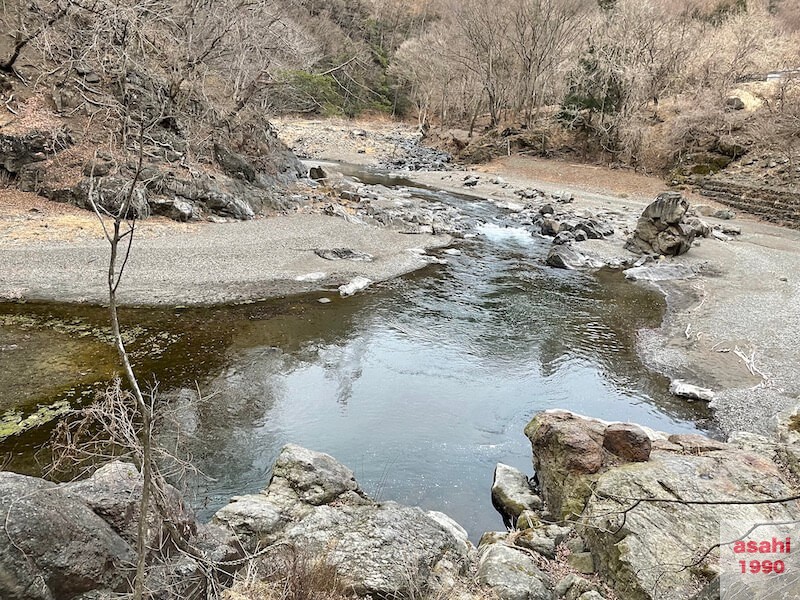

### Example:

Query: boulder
xmin=477 ymin=544 xmax=550 ymax=600
xmin=266 ymin=443 xmax=360 ymax=508
xmin=567 ymin=552 xmax=595 ymax=574
xmin=554 ymin=573 xmax=598 ymax=600
xmin=726 ymin=96 xmax=746 ymax=110
xmin=62 ymin=461 xmax=196 ymax=550
xmin=575 ymin=220 xmax=613 ymax=240
xmin=623 ymin=264 xmax=695 ymax=282
xmin=491 ymin=463 xmax=542 ymax=524
xmin=553 ymin=231 xmax=576 ymax=245
xmin=540 ymin=218 xmax=562 ymax=236
xmin=603 ymin=423 xmax=651 ymax=462
xmin=685 ymin=217 xmax=711 ymax=238
xmin=212 ymin=444 xmax=477 ymax=599
xmin=539 ymin=204 xmax=555 ymax=216
xmin=281 ymin=502 xmax=470 ymax=599
xmin=308 ymin=165 xmax=327 ymax=180
xmin=0 ymin=472 xmax=134 ymax=600
xmin=515 ymin=530 xmax=556 ymax=558
xmin=668 ymin=380 xmax=715 ymax=402
xmin=625 ymin=192 xmax=696 ymax=256
xmin=213 ymin=444 xmax=366 ymax=548
xmin=212 ymin=493 xmax=284 ymax=546
xmin=546 ymin=246 xmax=601 ymax=270
xmin=525 ymin=411 xmax=606 ymax=519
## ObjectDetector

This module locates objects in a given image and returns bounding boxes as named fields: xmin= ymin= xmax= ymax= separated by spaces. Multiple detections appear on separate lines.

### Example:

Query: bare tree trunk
xmin=89 ymin=125 xmax=151 ymax=600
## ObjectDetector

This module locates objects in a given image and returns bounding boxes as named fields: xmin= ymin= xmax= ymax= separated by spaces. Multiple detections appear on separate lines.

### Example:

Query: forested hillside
xmin=2 ymin=0 xmax=800 ymax=195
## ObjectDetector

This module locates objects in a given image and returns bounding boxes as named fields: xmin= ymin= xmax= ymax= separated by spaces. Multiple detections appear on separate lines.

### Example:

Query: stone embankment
xmin=6 ymin=408 xmax=800 ymax=600
xmin=699 ymin=177 xmax=800 ymax=229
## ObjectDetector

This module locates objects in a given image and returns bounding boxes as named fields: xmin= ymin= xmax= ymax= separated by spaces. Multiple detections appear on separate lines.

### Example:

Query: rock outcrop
xmin=525 ymin=410 xmax=800 ymax=600
xmin=213 ymin=444 xmax=473 ymax=599
xmin=626 ymin=192 xmax=706 ymax=256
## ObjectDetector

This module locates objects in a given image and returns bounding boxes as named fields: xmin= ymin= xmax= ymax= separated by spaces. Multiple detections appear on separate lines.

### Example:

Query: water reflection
xmin=0 ymin=175 xmax=715 ymax=540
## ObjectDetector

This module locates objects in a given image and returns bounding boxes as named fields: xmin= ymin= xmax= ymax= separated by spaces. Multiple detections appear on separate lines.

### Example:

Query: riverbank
xmin=0 ymin=190 xmax=450 ymax=306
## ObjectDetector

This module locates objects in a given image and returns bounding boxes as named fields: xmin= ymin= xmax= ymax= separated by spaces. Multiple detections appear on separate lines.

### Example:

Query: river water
xmin=0 ymin=166 xmax=714 ymax=539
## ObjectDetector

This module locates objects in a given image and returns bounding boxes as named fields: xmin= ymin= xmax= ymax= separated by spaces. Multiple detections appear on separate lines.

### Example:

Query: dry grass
xmin=223 ymin=546 xmax=354 ymax=600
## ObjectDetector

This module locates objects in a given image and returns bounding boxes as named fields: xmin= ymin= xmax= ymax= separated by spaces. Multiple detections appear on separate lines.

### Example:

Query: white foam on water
xmin=476 ymin=222 xmax=535 ymax=245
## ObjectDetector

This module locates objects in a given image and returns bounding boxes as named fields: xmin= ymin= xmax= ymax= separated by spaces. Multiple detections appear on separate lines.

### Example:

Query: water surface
xmin=0 ymin=169 xmax=714 ymax=539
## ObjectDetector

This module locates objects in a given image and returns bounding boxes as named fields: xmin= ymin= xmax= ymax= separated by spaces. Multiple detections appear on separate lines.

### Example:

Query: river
xmin=0 ymin=165 xmax=715 ymax=539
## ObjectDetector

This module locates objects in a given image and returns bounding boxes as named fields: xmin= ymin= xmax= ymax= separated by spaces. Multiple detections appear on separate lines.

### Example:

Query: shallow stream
xmin=0 ymin=165 xmax=715 ymax=539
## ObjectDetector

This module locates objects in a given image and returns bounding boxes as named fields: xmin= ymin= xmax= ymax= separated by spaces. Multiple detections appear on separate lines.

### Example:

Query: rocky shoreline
xmin=5 ymin=409 xmax=800 ymax=599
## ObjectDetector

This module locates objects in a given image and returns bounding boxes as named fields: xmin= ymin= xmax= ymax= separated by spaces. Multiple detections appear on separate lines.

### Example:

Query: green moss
xmin=0 ymin=400 xmax=72 ymax=440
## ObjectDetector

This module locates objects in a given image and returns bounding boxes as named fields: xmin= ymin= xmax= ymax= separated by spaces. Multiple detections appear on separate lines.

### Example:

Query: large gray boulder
xmin=626 ymin=192 xmax=696 ymax=256
xmin=477 ymin=544 xmax=550 ymax=600
xmin=0 ymin=472 xmax=134 ymax=600
xmin=545 ymin=245 xmax=602 ymax=270
xmin=62 ymin=461 xmax=196 ymax=550
xmin=282 ymin=502 xmax=470 ymax=598
xmin=212 ymin=493 xmax=284 ymax=546
xmin=266 ymin=443 xmax=361 ymax=510
xmin=525 ymin=410 xmax=800 ymax=600
xmin=213 ymin=444 xmax=474 ymax=599
xmin=212 ymin=444 xmax=364 ymax=548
